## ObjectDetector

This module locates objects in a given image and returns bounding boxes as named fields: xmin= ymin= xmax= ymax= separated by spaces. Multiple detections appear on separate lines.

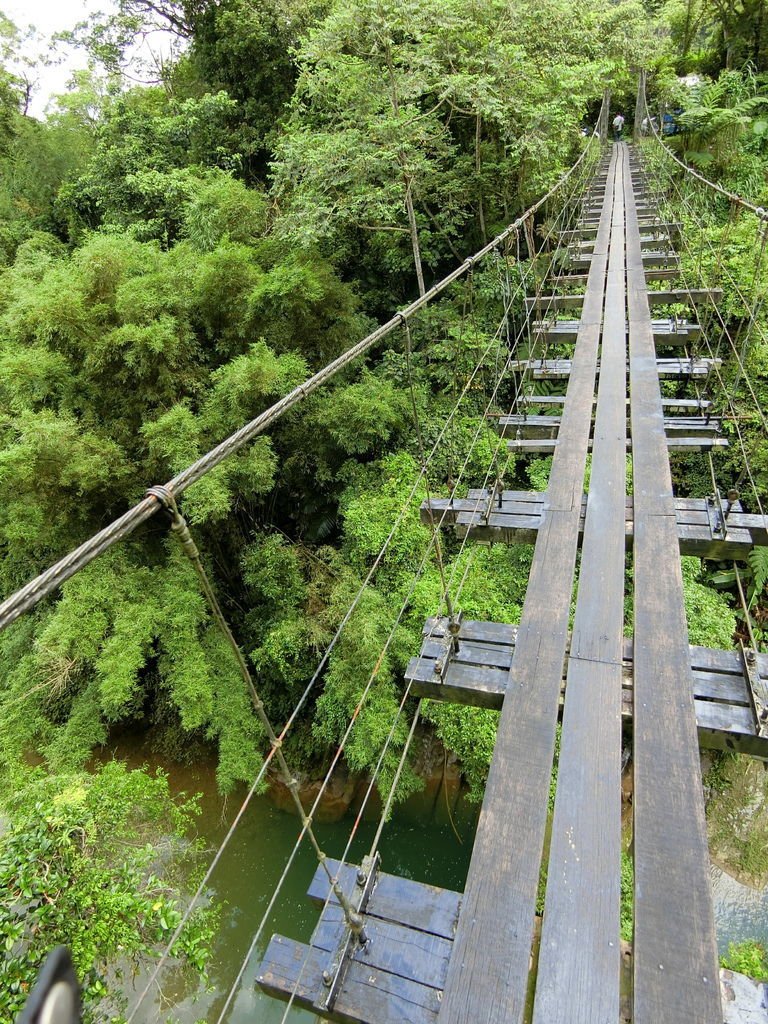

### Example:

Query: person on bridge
xmin=612 ymin=112 xmax=625 ymax=140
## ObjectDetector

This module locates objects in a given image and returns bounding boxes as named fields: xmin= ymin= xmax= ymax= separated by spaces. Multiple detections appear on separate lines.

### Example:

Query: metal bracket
xmin=740 ymin=641 xmax=768 ymax=738
xmin=317 ymin=853 xmax=381 ymax=1011
xmin=480 ymin=479 xmax=505 ymax=524
xmin=434 ymin=612 xmax=462 ymax=681
xmin=706 ymin=491 xmax=728 ymax=539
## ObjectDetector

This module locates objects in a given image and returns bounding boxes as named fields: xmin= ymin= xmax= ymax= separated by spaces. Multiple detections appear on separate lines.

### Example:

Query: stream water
xmin=712 ymin=866 xmax=768 ymax=956
xmin=100 ymin=737 xmax=768 ymax=1021
xmin=102 ymin=741 xmax=478 ymax=1023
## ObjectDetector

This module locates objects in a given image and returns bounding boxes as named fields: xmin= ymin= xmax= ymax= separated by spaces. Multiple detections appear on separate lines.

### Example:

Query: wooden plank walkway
xmin=404 ymin=617 xmax=768 ymax=755
xmin=435 ymin=149 xmax=618 ymax=1024
xmin=534 ymin=141 xmax=624 ymax=1021
xmin=625 ymin=151 xmax=722 ymax=1023
xmin=258 ymin=144 xmax=743 ymax=1024
xmin=420 ymin=491 xmax=766 ymax=559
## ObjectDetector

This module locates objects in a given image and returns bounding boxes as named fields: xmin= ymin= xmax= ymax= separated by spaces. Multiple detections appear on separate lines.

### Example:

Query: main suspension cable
xmin=0 ymin=130 xmax=601 ymax=634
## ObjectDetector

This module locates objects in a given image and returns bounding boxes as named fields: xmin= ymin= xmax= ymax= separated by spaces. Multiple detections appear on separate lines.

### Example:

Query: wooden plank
xmin=533 ymin=143 xmax=626 ymax=1024
xmin=533 ymin=318 xmax=700 ymax=346
xmin=559 ymin=221 xmax=681 ymax=242
xmin=626 ymin=151 xmax=722 ymax=1024
xmin=422 ymin=493 xmax=764 ymax=558
xmin=570 ymin=236 xmax=675 ymax=254
xmin=562 ymin=267 xmax=681 ymax=285
xmin=519 ymin=394 xmax=711 ymax=411
xmin=509 ymin=357 xmax=719 ymax=379
xmin=646 ymin=287 xmax=723 ymax=307
xmin=527 ymin=287 xmax=723 ymax=308
xmin=258 ymin=934 xmax=441 ymax=1024
xmin=496 ymin=415 xmax=721 ymax=439
xmin=406 ymin=640 xmax=761 ymax=746
xmin=306 ymin=861 xmax=462 ymax=941
xmin=437 ymin=146 xmax=617 ymax=1024
xmin=504 ymin=437 xmax=727 ymax=453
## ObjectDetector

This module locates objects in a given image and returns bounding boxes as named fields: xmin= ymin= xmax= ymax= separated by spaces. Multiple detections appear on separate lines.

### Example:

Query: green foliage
xmin=620 ymin=852 xmax=634 ymax=942
xmin=0 ymin=547 xmax=263 ymax=793
xmin=423 ymin=704 xmax=499 ymax=803
xmin=681 ymin=556 xmax=736 ymax=647
xmin=678 ymin=71 xmax=768 ymax=166
xmin=721 ymin=939 xmax=768 ymax=979
xmin=0 ymin=762 xmax=216 ymax=1021
xmin=272 ymin=0 xmax=613 ymax=294
xmin=57 ymin=89 xmax=242 ymax=242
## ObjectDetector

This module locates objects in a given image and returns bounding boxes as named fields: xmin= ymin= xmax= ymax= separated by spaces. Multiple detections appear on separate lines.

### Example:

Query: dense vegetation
xmin=1 ymin=0 xmax=768 ymax=1013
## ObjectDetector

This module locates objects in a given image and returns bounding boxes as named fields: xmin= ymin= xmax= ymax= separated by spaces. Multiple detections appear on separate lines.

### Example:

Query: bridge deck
xmin=626 ymin=154 xmax=721 ymax=1023
xmin=257 ymin=144 xmax=736 ymax=1024
xmin=531 ymin=139 xmax=627 ymax=1024
xmin=435 ymin=146 xmax=618 ymax=1024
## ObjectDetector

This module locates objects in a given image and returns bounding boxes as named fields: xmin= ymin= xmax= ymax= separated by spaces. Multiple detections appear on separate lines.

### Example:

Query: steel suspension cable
xmin=124 ymin=131 xmax=603 ymax=1024
xmin=209 ymin=165 xmax=596 ymax=1022
xmin=0 ymin=131 xmax=603 ymax=634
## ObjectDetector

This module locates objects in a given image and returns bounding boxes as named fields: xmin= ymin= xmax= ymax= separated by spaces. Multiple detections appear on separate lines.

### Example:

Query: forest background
xmin=0 ymin=0 xmax=767 ymax=1016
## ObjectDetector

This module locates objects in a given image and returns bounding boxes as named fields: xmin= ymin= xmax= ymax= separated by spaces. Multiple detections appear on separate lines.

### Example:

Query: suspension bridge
xmin=8 ymin=88 xmax=768 ymax=1024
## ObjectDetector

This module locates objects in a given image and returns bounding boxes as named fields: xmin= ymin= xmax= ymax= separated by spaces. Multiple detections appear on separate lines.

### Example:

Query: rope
xmin=640 ymin=81 xmax=768 ymax=220
xmin=211 ymin=164 xmax=595 ymax=1022
xmin=0 ymin=130 xmax=601 ymax=635
xmin=127 ymin=487 xmax=368 ymax=1022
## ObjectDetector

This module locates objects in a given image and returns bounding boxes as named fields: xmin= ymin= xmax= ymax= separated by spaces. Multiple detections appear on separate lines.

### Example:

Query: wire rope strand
xmin=0 ymin=131 xmax=602 ymax=634
xmin=125 ymin=125 xmax=605 ymax=1024
xmin=212 ymin=136 xmax=602 ymax=1022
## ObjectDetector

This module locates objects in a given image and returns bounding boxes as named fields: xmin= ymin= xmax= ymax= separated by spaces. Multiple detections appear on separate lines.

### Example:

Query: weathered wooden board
xmin=420 ymin=492 xmax=767 ymax=559
xmin=504 ymin=436 xmax=727 ymax=454
xmin=307 ymin=860 xmax=461 ymax=941
xmin=569 ymin=250 xmax=679 ymax=269
xmin=532 ymin=317 xmax=700 ymax=345
xmin=626 ymin=153 xmax=722 ymax=1024
xmin=562 ymin=267 xmax=681 ymax=285
xmin=559 ymin=220 xmax=682 ymax=242
xmin=519 ymin=394 xmax=711 ymax=411
xmin=524 ymin=288 xmax=722 ymax=312
xmin=257 ymin=861 xmax=463 ymax=1024
xmin=496 ymin=413 xmax=721 ymax=439
xmin=258 ymin=934 xmax=442 ymax=1024
xmin=436 ymin=149 xmax=615 ymax=1024
xmin=405 ymin=617 xmax=768 ymax=755
xmin=508 ymin=356 xmax=720 ymax=379
xmin=533 ymin=143 xmax=627 ymax=1024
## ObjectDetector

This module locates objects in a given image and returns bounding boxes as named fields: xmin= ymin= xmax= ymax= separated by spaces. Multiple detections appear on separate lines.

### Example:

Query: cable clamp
xmin=146 ymin=484 xmax=176 ymax=512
